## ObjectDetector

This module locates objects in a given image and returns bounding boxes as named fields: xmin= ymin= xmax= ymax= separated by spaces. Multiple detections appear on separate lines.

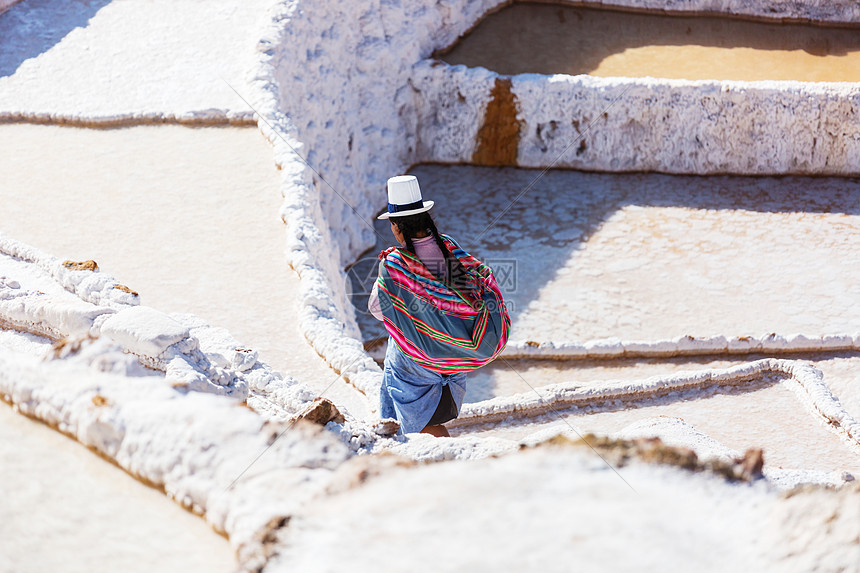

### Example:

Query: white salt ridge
xmin=0 ymin=231 xmax=139 ymax=309
xmin=0 ymin=236 xmax=317 ymax=405
xmin=0 ymin=110 xmax=256 ymax=127
xmin=0 ymin=286 xmax=111 ymax=340
xmin=414 ymin=60 xmax=860 ymax=175
xmin=451 ymin=359 xmax=860 ymax=457
xmin=100 ymin=306 xmax=190 ymax=359
xmin=565 ymin=0 xmax=860 ymax=23
xmin=503 ymin=332 xmax=860 ymax=360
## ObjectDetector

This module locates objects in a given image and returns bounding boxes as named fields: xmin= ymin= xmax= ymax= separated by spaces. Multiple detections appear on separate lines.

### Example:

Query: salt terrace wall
xmin=414 ymin=64 xmax=860 ymax=175
xmin=250 ymin=0 xmax=501 ymax=401
xmin=414 ymin=0 xmax=860 ymax=174
xmin=248 ymin=0 xmax=860 ymax=406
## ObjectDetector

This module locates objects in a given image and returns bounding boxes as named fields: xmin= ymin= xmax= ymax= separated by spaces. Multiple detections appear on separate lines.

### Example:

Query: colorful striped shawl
xmin=375 ymin=234 xmax=510 ymax=374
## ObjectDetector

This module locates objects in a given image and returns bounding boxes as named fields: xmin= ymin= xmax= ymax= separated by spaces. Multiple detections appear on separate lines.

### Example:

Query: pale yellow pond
xmin=442 ymin=3 xmax=860 ymax=82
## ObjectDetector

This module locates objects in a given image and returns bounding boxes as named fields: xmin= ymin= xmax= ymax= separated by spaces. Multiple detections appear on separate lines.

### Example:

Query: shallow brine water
xmin=441 ymin=3 xmax=860 ymax=82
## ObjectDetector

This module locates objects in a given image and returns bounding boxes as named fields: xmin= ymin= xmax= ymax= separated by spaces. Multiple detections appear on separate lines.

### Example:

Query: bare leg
xmin=420 ymin=424 xmax=450 ymax=437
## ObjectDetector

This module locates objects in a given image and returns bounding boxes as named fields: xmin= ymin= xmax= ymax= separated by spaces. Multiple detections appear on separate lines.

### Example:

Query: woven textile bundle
xmin=376 ymin=234 xmax=510 ymax=374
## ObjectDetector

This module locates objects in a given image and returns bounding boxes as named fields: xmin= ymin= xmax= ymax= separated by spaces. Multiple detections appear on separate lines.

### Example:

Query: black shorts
xmin=426 ymin=383 xmax=459 ymax=426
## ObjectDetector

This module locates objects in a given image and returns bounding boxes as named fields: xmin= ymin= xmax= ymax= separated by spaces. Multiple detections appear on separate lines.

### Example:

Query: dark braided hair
xmin=391 ymin=211 xmax=471 ymax=289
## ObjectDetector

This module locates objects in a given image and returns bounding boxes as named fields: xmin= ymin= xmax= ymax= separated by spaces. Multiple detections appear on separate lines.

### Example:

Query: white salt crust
xmin=0 ymin=111 xmax=256 ymax=127
xmin=0 ymin=235 xmax=315 ymax=406
xmin=450 ymin=358 xmax=860 ymax=456
xmin=502 ymin=333 xmax=860 ymax=360
xmin=0 ymin=0 xmax=274 ymax=126
xmin=0 ymin=231 xmax=140 ymax=309
xmin=0 ymin=345 xmax=352 ymax=572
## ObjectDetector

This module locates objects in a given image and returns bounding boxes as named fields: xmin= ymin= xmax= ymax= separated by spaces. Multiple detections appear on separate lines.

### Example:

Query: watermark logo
xmin=486 ymin=258 xmax=517 ymax=294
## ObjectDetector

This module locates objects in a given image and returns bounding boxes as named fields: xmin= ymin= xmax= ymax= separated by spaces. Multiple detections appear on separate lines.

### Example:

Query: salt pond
xmin=0 ymin=123 xmax=370 ymax=418
xmin=0 ymin=401 xmax=236 ymax=573
xmin=441 ymin=3 xmax=860 ymax=82
xmin=353 ymin=164 xmax=860 ymax=346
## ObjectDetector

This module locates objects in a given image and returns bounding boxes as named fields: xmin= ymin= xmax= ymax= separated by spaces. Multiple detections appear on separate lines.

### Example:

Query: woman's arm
xmin=367 ymin=280 xmax=384 ymax=321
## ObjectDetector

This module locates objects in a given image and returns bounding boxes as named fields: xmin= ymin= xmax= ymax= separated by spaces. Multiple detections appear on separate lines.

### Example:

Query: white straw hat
xmin=378 ymin=175 xmax=434 ymax=219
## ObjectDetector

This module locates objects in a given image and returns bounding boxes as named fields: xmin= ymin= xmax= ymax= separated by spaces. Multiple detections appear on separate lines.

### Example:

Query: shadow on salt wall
xmin=346 ymin=164 xmax=860 ymax=401
xmin=438 ymin=3 xmax=860 ymax=78
xmin=0 ymin=0 xmax=112 ymax=78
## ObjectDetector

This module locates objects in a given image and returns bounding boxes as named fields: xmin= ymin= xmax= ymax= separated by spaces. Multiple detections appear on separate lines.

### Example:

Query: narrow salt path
xmin=0 ymin=401 xmax=236 ymax=573
xmin=441 ymin=3 xmax=860 ymax=82
xmin=0 ymin=123 xmax=370 ymax=415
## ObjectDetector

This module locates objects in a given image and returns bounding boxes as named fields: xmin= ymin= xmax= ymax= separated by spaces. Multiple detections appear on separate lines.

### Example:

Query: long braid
xmin=394 ymin=212 xmax=471 ymax=289
xmin=426 ymin=217 xmax=470 ymax=290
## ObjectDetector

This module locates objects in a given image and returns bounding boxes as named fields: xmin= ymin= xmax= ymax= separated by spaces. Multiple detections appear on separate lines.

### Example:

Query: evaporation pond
xmin=441 ymin=3 xmax=860 ymax=82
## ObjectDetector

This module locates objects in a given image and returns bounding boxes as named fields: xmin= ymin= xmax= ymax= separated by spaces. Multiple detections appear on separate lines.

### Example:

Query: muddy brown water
xmin=441 ymin=3 xmax=860 ymax=82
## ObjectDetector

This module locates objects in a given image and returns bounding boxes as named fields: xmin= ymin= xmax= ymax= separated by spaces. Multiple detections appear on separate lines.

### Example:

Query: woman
xmin=368 ymin=175 xmax=510 ymax=437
